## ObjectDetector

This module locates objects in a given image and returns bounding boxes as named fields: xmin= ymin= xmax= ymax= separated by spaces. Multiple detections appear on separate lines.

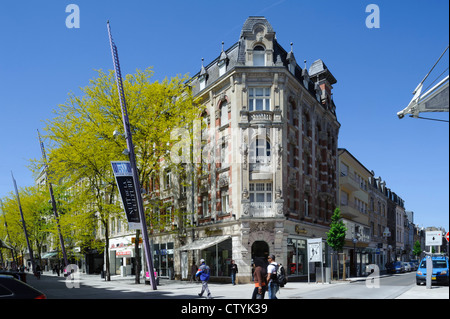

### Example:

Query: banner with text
xmin=111 ymin=161 xmax=141 ymax=230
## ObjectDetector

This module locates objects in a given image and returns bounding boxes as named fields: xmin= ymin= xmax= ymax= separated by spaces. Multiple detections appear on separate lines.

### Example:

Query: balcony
xmin=249 ymin=156 xmax=272 ymax=172
xmin=340 ymin=172 xmax=359 ymax=192
xmin=249 ymin=111 xmax=273 ymax=124
xmin=250 ymin=202 xmax=275 ymax=218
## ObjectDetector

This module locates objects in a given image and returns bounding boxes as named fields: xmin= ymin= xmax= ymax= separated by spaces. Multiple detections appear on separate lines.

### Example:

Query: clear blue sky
xmin=0 ymin=0 xmax=448 ymax=231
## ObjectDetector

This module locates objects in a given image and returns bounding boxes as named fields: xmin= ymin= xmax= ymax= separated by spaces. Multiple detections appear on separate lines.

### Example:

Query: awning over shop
xmin=41 ymin=252 xmax=58 ymax=259
xmin=0 ymin=239 xmax=13 ymax=250
xmin=175 ymin=235 xmax=231 ymax=251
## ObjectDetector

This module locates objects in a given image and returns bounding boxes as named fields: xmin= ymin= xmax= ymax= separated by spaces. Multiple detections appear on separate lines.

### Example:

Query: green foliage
xmin=413 ymin=240 xmax=422 ymax=257
xmin=326 ymin=207 xmax=347 ymax=253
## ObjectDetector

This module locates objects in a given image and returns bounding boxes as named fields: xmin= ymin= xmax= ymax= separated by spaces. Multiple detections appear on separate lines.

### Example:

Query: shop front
xmin=109 ymin=236 xmax=137 ymax=276
xmin=287 ymin=237 xmax=308 ymax=277
xmin=176 ymin=235 xmax=232 ymax=282
xmin=153 ymin=242 xmax=174 ymax=279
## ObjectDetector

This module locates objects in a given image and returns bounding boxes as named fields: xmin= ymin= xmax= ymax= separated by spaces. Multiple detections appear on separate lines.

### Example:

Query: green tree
xmin=413 ymin=240 xmax=422 ymax=258
xmin=0 ymin=185 xmax=53 ymax=268
xmin=32 ymin=68 xmax=202 ymax=280
xmin=326 ymin=207 xmax=347 ymax=280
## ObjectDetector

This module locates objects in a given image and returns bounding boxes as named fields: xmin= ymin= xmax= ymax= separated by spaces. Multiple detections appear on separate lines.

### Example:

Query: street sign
xmin=425 ymin=231 xmax=442 ymax=246
xmin=446 ymin=232 xmax=449 ymax=242
xmin=111 ymin=161 xmax=141 ymax=230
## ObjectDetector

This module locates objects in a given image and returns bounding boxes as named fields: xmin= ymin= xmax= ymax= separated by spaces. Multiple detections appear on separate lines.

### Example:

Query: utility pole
xmin=11 ymin=172 xmax=36 ymax=274
xmin=37 ymin=130 xmax=69 ymax=269
xmin=107 ymin=21 xmax=157 ymax=290
xmin=0 ymin=199 xmax=18 ymax=269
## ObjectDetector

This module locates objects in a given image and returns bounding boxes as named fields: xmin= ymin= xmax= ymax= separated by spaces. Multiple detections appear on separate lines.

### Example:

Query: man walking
xmin=266 ymin=254 xmax=279 ymax=299
xmin=196 ymin=259 xmax=212 ymax=299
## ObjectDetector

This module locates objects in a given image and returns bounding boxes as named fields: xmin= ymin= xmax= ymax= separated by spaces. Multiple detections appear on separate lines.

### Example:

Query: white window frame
xmin=253 ymin=45 xmax=265 ymax=66
xmin=249 ymin=88 xmax=271 ymax=111
xmin=249 ymin=182 xmax=273 ymax=206
xmin=221 ymin=101 xmax=228 ymax=126
xmin=202 ymin=195 xmax=210 ymax=218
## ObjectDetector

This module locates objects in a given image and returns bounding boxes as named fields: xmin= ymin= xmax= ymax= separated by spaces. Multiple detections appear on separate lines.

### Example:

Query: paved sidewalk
xmin=31 ymin=271 xmax=449 ymax=299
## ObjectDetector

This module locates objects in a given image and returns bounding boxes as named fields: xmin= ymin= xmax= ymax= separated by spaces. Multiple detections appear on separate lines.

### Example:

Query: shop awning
xmin=0 ymin=239 xmax=13 ymax=250
xmin=41 ymin=251 xmax=58 ymax=259
xmin=175 ymin=235 xmax=231 ymax=251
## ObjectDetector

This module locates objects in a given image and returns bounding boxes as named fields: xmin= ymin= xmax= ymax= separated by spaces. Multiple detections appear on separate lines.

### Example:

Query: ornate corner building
xmin=153 ymin=16 xmax=340 ymax=282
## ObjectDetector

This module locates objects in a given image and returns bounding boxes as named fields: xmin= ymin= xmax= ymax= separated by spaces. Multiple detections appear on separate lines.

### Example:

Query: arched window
xmin=253 ymin=45 xmax=265 ymax=66
xmin=220 ymin=101 xmax=228 ymax=126
xmin=249 ymin=138 xmax=271 ymax=164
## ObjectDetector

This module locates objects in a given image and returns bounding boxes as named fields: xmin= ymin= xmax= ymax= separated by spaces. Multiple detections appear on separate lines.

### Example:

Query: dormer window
xmin=199 ymin=58 xmax=207 ymax=91
xmin=218 ymin=41 xmax=228 ymax=77
xmin=199 ymin=76 xmax=206 ymax=91
xmin=253 ymin=45 xmax=265 ymax=66
xmin=218 ymin=60 xmax=226 ymax=77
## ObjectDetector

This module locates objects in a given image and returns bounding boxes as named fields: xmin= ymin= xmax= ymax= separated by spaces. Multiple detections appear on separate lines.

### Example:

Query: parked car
xmin=386 ymin=261 xmax=404 ymax=274
xmin=416 ymin=256 xmax=449 ymax=286
xmin=410 ymin=259 xmax=419 ymax=270
xmin=0 ymin=270 xmax=27 ymax=282
xmin=403 ymin=262 xmax=411 ymax=272
xmin=0 ymin=274 xmax=46 ymax=299
xmin=409 ymin=261 xmax=418 ymax=271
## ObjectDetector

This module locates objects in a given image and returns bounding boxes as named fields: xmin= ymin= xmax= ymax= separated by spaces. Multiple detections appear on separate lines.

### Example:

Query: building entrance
xmin=251 ymin=241 xmax=269 ymax=259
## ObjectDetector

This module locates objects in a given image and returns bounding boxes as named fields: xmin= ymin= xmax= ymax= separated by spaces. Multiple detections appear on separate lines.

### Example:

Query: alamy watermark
xmin=65 ymin=264 xmax=81 ymax=288
xmin=365 ymin=264 xmax=380 ymax=288
xmin=365 ymin=4 xmax=380 ymax=29
xmin=65 ymin=4 xmax=80 ymax=29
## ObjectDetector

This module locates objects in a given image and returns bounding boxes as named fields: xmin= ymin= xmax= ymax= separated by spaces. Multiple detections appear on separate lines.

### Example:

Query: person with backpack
xmin=266 ymin=255 xmax=279 ymax=299
xmin=196 ymin=259 xmax=212 ymax=299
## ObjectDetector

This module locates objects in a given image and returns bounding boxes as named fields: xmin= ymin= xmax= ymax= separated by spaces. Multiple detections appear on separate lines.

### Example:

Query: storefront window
xmin=153 ymin=242 xmax=174 ymax=279
xmin=287 ymin=238 xmax=307 ymax=276
xmin=201 ymin=238 xmax=232 ymax=277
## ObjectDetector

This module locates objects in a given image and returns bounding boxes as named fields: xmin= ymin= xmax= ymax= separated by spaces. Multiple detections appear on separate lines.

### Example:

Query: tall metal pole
xmin=107 ymin=21 xmax=157 ymax=290
xmin=11 ymin=172 xmax=36 ymax=274
xmin=37 ymin=130 xmax=69 ymax=269
xmin=0 ymin=199 xmax=18 ymax=269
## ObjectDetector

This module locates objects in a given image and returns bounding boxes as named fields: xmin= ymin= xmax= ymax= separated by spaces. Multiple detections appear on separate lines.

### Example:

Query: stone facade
xmin=148 ymin=16 xmax=340 ymax=282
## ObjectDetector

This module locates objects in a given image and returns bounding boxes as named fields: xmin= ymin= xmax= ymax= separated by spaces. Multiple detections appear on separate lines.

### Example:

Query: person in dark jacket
xmin=229 ymin=260 xmax=238 ymax=285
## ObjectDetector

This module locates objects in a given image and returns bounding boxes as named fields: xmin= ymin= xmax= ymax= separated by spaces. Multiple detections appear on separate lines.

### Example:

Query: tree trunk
xmin=135 ymin=229 xmax=141 ymax=284
xmin=104 ymin=221 xmax=111 ymax=281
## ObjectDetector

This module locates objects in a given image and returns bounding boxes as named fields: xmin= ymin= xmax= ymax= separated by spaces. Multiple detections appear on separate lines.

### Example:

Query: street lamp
xmin=352 ymin=237 xmax=358 ymax=277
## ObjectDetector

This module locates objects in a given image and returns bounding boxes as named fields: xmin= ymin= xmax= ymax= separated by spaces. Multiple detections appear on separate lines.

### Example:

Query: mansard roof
xmin=190 ymin=16 xmax=335 ymax=101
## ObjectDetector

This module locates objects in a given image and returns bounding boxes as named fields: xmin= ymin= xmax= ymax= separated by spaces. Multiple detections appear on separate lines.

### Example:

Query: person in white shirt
xmin=266 ymin=254 xmax=279 ymax=299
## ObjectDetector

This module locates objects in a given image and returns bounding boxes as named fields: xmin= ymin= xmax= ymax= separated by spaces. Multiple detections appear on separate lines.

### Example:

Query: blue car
xmin=416 ymin=256 xmax=449 ymax=286
xmin=386 ymin=261 xmax=404 ymax=274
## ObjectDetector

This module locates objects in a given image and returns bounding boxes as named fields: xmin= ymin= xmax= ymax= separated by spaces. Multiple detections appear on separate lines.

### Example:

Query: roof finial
xmin=304 ymin=60 xmax=307 ymax=68
xmin=290 ymin=42 xmax=293 ymax=52
xmin=221 ymin=41 xmax=224 ymax=51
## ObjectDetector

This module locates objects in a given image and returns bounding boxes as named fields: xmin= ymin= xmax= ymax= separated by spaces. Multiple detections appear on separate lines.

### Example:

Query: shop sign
xmin=116 ymin=250 xmax=132 ymax=257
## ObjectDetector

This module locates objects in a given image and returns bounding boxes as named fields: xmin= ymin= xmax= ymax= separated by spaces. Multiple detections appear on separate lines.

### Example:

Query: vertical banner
xmin=111 ymin=161 xmax=141 ymax=230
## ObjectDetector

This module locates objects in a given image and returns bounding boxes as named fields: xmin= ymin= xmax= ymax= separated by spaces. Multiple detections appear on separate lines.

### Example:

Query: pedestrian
xmin=196 ymin=259 xmax=212 ymax=299
xmin=229 ymin=260 xmax=238 ymax=285
xmin=190 ymin=261 xmax=198 ymax=283
xmin=266 ymin=254 xmax=279 ymax=299
xmin=35 ymin=264 xmax=41 ymax=280
xmin=252 ymin=257 xmax=267 ymax=299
